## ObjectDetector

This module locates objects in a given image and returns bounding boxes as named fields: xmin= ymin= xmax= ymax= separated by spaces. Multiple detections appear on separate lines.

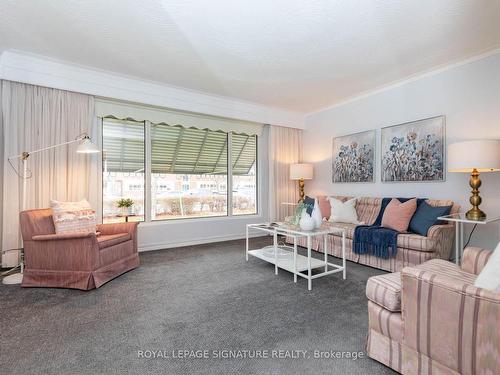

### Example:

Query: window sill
xmin=139 ymin=213 xmax=265 ymax=227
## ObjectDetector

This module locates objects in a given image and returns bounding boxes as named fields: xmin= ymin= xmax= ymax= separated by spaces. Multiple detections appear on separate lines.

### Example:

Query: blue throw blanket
xmin=353 ymin=198 xmax=424 ymax=259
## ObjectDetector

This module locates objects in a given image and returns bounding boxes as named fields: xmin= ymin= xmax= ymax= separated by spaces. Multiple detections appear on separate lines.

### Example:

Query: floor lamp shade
xmin=448 ymin=140 xmax=500 ymax=220
xmin=76 ymin=136 xmax=100 ymax=153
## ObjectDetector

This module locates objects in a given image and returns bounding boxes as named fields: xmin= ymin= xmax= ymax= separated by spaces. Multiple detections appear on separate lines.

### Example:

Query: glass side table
xmin=437 ymin=213 xmax=500 ymax=264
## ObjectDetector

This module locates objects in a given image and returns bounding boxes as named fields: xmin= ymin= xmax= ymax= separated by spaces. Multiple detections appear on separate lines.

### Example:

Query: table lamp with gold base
xmin=290 ymin=163 xmax=313 ymax=202
xmin=448 ymin=140 xmax=500 ymax=220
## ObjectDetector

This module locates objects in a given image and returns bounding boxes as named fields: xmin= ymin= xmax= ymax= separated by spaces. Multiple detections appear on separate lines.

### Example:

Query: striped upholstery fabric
xmin=367 ymin=248 xmax=500 ymax=374
xmin=461 ymin=247 xmax=493 ymax=275
xmin=287 ymin=196 xmax=459 ymax=272
xmin=368 ymin=301 xmax=403 ymax=342
xmin=366 ymin=272 xmax=402 ymax=312
xmin=401 ymin=263 xmax=500 ymax=375
xmin=367 ymin=328 xmax=404 ymax=374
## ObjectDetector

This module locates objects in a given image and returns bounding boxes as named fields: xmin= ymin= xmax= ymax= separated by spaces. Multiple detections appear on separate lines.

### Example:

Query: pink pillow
xmin=318 ymin=195 xmax=331 ymax=220
xmin=381 ymin=198 xmax=417 ymax=232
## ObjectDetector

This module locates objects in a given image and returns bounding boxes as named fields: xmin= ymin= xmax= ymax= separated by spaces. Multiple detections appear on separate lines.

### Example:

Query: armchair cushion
xmin=97 ymin=233 xmax=131 ymax=249
xmin=366 ymin=271 xmax=402 ymax=312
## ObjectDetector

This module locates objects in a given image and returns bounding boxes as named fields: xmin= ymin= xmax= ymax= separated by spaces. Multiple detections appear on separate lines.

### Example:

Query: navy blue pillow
xmin=409 ymin=201 xmax=452 ymax=236
xmin=304 ymin=196 xmax=315 ymax=216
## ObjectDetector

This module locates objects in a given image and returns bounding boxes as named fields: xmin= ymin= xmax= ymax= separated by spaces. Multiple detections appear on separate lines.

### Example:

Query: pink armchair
xmin=20 ymin=208 xmax=140 ymax=290
xmin=366 ymin=247 xmax=499 ymax=374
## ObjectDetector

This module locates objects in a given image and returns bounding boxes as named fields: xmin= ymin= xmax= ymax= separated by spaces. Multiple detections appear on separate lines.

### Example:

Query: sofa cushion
xmin=326 ymin=219 xmax=439 ymax=252
xmin=396 ymin=232 xmax=437 ymax=252
xmin=97 ymin=233 xmax=131 ymax=249
xmin=381 ymin=198 xmax=417 ymax=232
xmin=409 ymin=200 xmax=452 ymax=236
xmin=366 ymin=271 xmax=402 ymax=312
xmin=323 ymin=222 xmax=357 ymax=238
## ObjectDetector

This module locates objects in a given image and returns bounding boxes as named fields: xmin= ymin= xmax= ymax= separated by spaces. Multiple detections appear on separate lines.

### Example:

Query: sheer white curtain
xmin=1 ymin=81 xmax=98 ymax=267
xmin=268 ymin=125 xmax=302 ymax=222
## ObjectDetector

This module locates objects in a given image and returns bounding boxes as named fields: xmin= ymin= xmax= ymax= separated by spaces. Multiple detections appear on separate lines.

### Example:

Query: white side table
xmin=438 ymin=213 xmax=500 ymax=264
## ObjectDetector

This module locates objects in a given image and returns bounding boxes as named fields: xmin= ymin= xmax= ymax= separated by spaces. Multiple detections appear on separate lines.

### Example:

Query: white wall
xmin=304 ymin=52 xmax=500 ymax=249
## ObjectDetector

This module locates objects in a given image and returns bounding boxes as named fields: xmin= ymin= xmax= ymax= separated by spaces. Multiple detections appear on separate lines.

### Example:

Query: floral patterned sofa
xmin=289 ymin=196 xmax=459 ymax=272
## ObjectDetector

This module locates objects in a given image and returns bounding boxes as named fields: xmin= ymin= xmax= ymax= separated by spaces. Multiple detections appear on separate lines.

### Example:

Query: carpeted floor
xmin=1 ymin=236 xmax=396 ymax=375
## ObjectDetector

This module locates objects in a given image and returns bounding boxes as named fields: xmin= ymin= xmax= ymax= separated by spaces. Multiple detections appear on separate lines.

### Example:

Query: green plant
xmin=116 ymin=198 xmax=134 ymax=208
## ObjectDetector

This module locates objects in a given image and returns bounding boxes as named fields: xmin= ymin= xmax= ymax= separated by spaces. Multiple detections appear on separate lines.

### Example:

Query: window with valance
xmin=99 ymin=100 xmax=261 ymax=223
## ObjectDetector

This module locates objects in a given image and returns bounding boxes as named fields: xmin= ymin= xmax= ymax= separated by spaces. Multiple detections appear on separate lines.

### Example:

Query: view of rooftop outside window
xmin=150 ymin=123 xmax=229 ymax=220
xmin=232 ymin=134 xmax=257 ymax=215
xmin=102 ymin=118 xmax=145 ymax=223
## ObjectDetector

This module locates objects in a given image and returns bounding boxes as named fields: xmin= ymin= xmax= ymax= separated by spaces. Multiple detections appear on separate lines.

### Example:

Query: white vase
xmin=311 ymin=199 xmax=323 ymax=228
xmin=299 ymin=209 xmax=316 ymax=231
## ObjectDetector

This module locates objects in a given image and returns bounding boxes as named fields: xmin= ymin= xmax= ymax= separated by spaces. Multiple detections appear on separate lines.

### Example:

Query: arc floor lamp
xmin=1 ymin=134 xmax=100 ymax=285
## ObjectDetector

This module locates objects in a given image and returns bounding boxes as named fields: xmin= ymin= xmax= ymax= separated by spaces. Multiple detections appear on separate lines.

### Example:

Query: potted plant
xmin=116 ymin=198 xmax=134 ymax=218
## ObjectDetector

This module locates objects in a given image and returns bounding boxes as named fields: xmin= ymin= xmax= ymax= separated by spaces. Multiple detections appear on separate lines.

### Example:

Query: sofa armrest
xmin=461 ymin=247 xmax=493 ymax=275
xmin=401 ymin=266 xmax=500 ymax=373
xmin=426 ymin=224 xmax=455 ymax=260
xmin=427 ymin=223 xmax=453 ymax=237
xmin=32 ymin=232 xmax=96 ymax=241
xmin=23 ymin=235 xmax=99 ymax=271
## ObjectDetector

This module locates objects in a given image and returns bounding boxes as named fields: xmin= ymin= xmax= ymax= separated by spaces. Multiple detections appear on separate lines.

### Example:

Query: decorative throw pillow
xmin=50 ymin=199 xmax=97 ymax=234
xmin=474 ymin=242 xmax=500 ymax=291
xmin=381 ymin=198 xmax=417 ymax=232
xmin=328 ymin=197 xmax=359 ymax=224
xmin=318 ymin=195 xmax=331 ymax=220
xmin=303 ymin=195 xmax=315 ymax=216
xmin=409 ymin=201 xmax=452 ymax=236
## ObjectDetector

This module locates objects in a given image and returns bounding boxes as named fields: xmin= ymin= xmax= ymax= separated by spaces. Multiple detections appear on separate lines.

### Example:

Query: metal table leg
xmin=307 ymin=235 xmax=312 ymax=290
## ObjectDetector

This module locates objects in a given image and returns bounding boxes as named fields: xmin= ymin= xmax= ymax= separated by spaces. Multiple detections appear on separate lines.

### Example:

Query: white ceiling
xmin=1 ymin=0 xmax=500 ymax=113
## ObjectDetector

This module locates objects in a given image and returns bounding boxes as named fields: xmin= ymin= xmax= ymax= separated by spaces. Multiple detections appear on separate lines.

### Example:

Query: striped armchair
xmin=366 ymin=247 xmax=499 ymax=374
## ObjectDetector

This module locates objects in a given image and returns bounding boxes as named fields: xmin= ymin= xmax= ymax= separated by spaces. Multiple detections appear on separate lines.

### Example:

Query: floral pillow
xmin=50 ymin=199 xmax=97 ymax=234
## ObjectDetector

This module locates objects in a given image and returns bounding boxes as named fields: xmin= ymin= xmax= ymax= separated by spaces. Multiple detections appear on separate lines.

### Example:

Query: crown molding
xmin=0 ymin=50 xmax=305 ymax=128
xmin=305 ymin=46 xmax=500 ymax=117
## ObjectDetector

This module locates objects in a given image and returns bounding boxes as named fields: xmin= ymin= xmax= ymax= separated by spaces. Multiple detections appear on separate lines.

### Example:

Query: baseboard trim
xmin=138 ymin=232 xmax=267 ymax=252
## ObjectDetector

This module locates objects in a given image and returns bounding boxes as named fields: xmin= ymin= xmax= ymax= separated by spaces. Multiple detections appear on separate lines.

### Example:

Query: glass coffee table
xmin=246 ymin=223 xmax=346 ymax=290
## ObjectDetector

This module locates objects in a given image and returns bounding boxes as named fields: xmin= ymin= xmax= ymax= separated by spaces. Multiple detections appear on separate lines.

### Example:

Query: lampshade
xmin=77 ymin=136 xmax=100 ymax=154
xmin=290 ymin=163 xmax=313 ymax=180
xmin=448 ymin=140 xmax=500 ymax=173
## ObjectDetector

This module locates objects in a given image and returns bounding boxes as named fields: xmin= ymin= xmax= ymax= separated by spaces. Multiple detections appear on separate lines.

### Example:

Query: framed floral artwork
xmin=381 ymin=116 xmax=445 ymax=182
xmin=332 ymin=130 xmax=375 ymax=183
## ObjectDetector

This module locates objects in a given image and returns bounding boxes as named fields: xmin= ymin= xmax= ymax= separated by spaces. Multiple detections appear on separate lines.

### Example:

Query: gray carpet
xmin=1 ymin=236 xmax=396 ymax=375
